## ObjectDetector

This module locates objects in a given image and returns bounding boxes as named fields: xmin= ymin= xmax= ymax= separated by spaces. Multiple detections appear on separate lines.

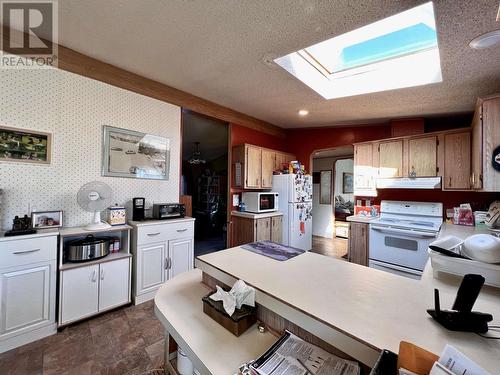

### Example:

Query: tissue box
xmin=202 ymin=292 xmax=256 ymax=336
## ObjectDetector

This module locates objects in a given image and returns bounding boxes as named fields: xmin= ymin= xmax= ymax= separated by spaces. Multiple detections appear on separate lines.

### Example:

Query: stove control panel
xmin=380 ymin=201 xmax=443 ymax=217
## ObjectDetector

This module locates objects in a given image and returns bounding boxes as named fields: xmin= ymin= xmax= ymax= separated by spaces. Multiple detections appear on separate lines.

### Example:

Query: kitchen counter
xmin=439 ymin=222 xmax=499 ymax=238
xmin=346 ymin=215 xmax=378 ymax=223
xmin=231 ymin=211 xmax=283 ymax=219
xmin=196 ymin=245 xmax=500 ymax=372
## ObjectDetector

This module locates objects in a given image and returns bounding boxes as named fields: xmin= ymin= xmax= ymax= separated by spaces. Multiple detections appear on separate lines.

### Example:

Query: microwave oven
xmin=152 ymin=203 xmax=185 ymax=220
xmin=241 ymin=192 xmax=279 ymax=213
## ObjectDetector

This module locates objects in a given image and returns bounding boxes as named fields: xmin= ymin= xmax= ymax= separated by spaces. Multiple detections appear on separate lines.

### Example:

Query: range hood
xmin=376 ymin=177 xmax=442 ymax=189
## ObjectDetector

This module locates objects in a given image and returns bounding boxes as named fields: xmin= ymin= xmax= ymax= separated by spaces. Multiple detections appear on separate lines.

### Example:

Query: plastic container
xmin=429 ymin=250 xmax=500 ymax=288
xmin=177 ymin=347 xmax=194 ymax=375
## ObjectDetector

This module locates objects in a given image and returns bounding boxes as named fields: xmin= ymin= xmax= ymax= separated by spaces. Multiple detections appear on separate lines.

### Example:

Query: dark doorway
xmin=181 ymin=111 xmax=229 ymax=257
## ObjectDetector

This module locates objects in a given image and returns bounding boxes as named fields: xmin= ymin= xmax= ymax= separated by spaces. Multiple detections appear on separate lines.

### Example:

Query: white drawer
xmin=136 ymin=221 xmax=194 ymax=245
xmin=0 ymin=236 xmax=57 ymax=269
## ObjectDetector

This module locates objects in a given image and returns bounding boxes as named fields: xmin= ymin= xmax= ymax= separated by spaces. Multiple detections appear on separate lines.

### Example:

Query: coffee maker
xmin=132 ymin=197 xmax=145 ymax=221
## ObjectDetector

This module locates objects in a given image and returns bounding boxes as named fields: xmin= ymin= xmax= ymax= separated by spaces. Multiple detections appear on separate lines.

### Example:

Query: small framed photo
xmin=32 ymin=211 xmax=63 ymax=229
xmin=102 ymin=125 xmax=170 ymax=180
xmin=0 ymin=125 xmax=52 ymax=164
xmin=343 ymin=172 xmax=353 ymax=194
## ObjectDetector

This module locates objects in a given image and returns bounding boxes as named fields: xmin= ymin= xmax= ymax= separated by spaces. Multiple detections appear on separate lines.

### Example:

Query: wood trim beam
xmin=1 ymin=31 xmax=285 ymax=138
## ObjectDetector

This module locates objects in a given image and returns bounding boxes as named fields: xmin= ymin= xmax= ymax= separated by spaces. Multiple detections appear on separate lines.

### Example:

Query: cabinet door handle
xmin=471 ymin=173 xmax=475 ymax=187
xmin=449 ymin=176 xmax=452 ymax=187
xmin=165 ymin=257 xmax=171 ymax=270
xmin=256 ymin=178 xmax=259 ymax=186
xmin=147 ymin=232 xmax=161 ymax=236
xmin=176 ymin=228 xmax=187 ymax=233
xmin=91 ymin=269 xmax=97 ymax=282
xmin=13 ymin=248 xmax=40 ymax=255
xmin=100 ymin=269 xmax=104 ymax=280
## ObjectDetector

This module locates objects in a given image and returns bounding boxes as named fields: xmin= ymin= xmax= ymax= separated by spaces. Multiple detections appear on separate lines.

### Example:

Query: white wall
xmin=312 ymin=157 xmax=354 ymax=238
xmin=0 ymin=65 xmax=180 ymax=229
xmin=312 ymin=158 xmax=335 ymax=238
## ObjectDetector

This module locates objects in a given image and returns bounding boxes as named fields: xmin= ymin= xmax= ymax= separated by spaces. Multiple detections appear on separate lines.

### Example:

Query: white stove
xmin=369 ymin=201 xmax=443 ymax=279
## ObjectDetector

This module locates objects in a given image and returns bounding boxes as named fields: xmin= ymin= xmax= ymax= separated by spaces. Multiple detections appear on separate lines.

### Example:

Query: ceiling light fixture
xmin=298 ymin=109 xmax=309 ymax=116
xmin=469 ymin=30 xmax=500 ymax=49
xmin=188 ymin=142 xmax=206 ymax=165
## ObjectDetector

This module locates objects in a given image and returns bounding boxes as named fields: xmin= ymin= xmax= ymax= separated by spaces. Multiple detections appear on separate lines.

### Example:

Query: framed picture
xmin=0 ymin=125 xmax=52 ymax=164
xmin=102 ymin=125 xmax=170 ymax=180
xmin=32 ymin=211 xmax=63 ymax=229
xmin=319 ymin=170 xmax=332 ymax=205
xmin=343 ymin=172 xmax=353 ymax=193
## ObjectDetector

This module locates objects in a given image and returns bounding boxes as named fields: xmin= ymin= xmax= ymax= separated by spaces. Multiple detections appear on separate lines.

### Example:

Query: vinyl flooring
xmin=0 ymin=301 xmax=165 ymax=375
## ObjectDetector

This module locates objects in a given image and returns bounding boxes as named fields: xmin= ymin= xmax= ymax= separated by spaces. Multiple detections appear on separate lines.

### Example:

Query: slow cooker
xmin=66 ymin=234 xmax=110 ymax=262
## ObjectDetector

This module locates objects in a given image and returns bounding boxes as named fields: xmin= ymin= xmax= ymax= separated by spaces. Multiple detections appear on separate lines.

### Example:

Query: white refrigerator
xmin=272 ymin=174 xmax=313 ymax=251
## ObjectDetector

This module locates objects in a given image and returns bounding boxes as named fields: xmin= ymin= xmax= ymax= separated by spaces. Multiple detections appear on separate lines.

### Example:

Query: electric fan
xmin=77 ymin=181 xmax=113 ymax=231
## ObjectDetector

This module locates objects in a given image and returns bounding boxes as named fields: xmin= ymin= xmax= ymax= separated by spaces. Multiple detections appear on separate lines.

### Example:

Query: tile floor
xmin=311 ymin=235 xmax=348 ymax=259
xmin=0 ymin=301 xmax=165 ymax=375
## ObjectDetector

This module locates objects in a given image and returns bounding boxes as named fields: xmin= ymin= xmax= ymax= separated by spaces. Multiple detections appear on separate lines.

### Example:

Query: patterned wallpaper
xmin=0 ymin=65 xmax=181 ymax=229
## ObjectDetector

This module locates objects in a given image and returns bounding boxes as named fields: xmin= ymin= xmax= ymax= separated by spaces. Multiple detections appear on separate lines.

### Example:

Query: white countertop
xmin=59 ymin=224 xmax=131 ymax=237
xmin=346 ymin=215 xmax=378 ymax=224
xmin=154 ymin=269 xmax=277 ymax=375
xmin=231 ymin=211 xmax=283 ymax=219
xmin=197 ymin=246 xmax=500 ymax=372
xmin=128 ymin=217 xmax=195 ymax=227
xmin=439 ymin=222 xmax=499 ymax=238
xmin=0 ymin=228 xmax=59 ymax=242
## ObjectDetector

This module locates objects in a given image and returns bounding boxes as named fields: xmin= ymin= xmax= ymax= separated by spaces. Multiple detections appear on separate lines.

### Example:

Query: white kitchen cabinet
xmin=57 ymin=226 xmax=132 ymax=327
xmin=59 ymin=258 xmax=131 ymax=325
xmin=130 ymin=218 xmax=195 ymax=304
xmin=0 ymin=233 xmax=58 ymax=353
xmin=138 ymin=242 xmax=166 ymax=293
xmin=99 ymin=258 xmax=131 ymax=311
xmin=60 ymin=264 xmax=99 ymax=324
xmin=168 ymin=238 xmax=194 ymax=279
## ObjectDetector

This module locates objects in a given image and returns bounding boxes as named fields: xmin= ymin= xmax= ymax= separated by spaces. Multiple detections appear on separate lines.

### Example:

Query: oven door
xmin=369 ymin=225 xmax=436 ymax=272
xmin=258 ymin=194 xmax=277 ymax=212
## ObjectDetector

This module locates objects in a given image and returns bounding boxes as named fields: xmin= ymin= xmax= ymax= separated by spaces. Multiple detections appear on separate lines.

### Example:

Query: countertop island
xmin=195 ymin=246 xmax=500 ymax=372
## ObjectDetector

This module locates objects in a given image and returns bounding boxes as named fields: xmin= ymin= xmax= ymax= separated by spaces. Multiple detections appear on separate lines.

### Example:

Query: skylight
xmin=274 ymin=2 xmax=442 ymax=99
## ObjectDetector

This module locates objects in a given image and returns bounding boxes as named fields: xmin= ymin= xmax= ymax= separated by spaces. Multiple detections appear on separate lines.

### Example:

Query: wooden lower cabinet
xmin=347 ymin=222 xmax=369 ymax=266
xmin=231 ymin=214 xmax=283 ymax=247
xmin=271 ymin=216 xmax=283 ymax=243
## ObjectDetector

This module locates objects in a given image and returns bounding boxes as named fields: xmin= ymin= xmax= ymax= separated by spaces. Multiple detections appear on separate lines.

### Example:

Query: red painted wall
xmin=230 ymin=123 xmax=288 ymax=152
xmin=286 ymin=124 xmax=392 ymax=171
xmin=371 ymin=189 xmax=498 ymax=216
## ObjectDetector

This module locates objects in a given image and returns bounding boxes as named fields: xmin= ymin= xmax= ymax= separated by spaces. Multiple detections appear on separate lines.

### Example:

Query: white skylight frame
xmin=274 ymin=2 xmax=443 ymax=99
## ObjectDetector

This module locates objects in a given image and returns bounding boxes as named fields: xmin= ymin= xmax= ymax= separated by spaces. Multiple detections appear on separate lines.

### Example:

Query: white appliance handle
xmin=370 ymin=225 xmax=436 ymax=238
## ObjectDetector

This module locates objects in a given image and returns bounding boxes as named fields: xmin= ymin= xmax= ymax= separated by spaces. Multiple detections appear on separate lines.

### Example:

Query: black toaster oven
xmin=152 ymin=203 xmax=185 ymax=220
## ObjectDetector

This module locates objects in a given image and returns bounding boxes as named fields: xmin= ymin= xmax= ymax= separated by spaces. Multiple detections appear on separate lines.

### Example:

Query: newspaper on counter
xmin=433 ymin=345 xmax=490 ymax=375
xmin=249 ymin=331 xmax=360 ymax=375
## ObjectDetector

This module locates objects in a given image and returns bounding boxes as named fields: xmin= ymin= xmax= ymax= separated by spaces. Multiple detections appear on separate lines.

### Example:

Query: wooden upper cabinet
xmin=233 ymin=144 xmax=296 ymax=190
xmin=378 ymin=140 xmax=403 ymax=178
xmin=261 ymin=149 xmax=275 ymax=189
xmin=443 ymin=131 xmax=471 ymax=190
xmin=481 ymin=97 xmax=500 ymax=191
xmin=245 ymin=145 xmax=262 ymax=188
xmin=471 ymin=103 xmax=483 ymax=190
xmin=275 ymin=152 xmax=296 ymax=170
xmin=354 ymin=143 xmax=376 ymax=195
xmin=408 ymin=136 xmax=437 ymax=177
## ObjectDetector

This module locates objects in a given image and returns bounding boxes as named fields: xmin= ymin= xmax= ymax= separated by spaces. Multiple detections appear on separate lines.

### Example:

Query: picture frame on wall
xmin=102 ymin=125 xmax=170 ymax=180
xmin=319 ymin=170 xmax=332 ymax=205
xmin=0 ymin=125 xmax=52 ymax=164
xmin=32 ymin=211 xmax=63 ymax=229
xmin=343 ymin=172 xmax=353 ymax=193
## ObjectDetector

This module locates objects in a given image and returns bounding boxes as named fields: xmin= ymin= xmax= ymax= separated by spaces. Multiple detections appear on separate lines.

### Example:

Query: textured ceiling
xmin=55 ymin=0 xmax=500 ymax=128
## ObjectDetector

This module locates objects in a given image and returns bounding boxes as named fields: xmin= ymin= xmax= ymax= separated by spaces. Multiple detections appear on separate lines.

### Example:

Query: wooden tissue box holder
xmin=202 ymin=292 xmax=256 ymax=336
